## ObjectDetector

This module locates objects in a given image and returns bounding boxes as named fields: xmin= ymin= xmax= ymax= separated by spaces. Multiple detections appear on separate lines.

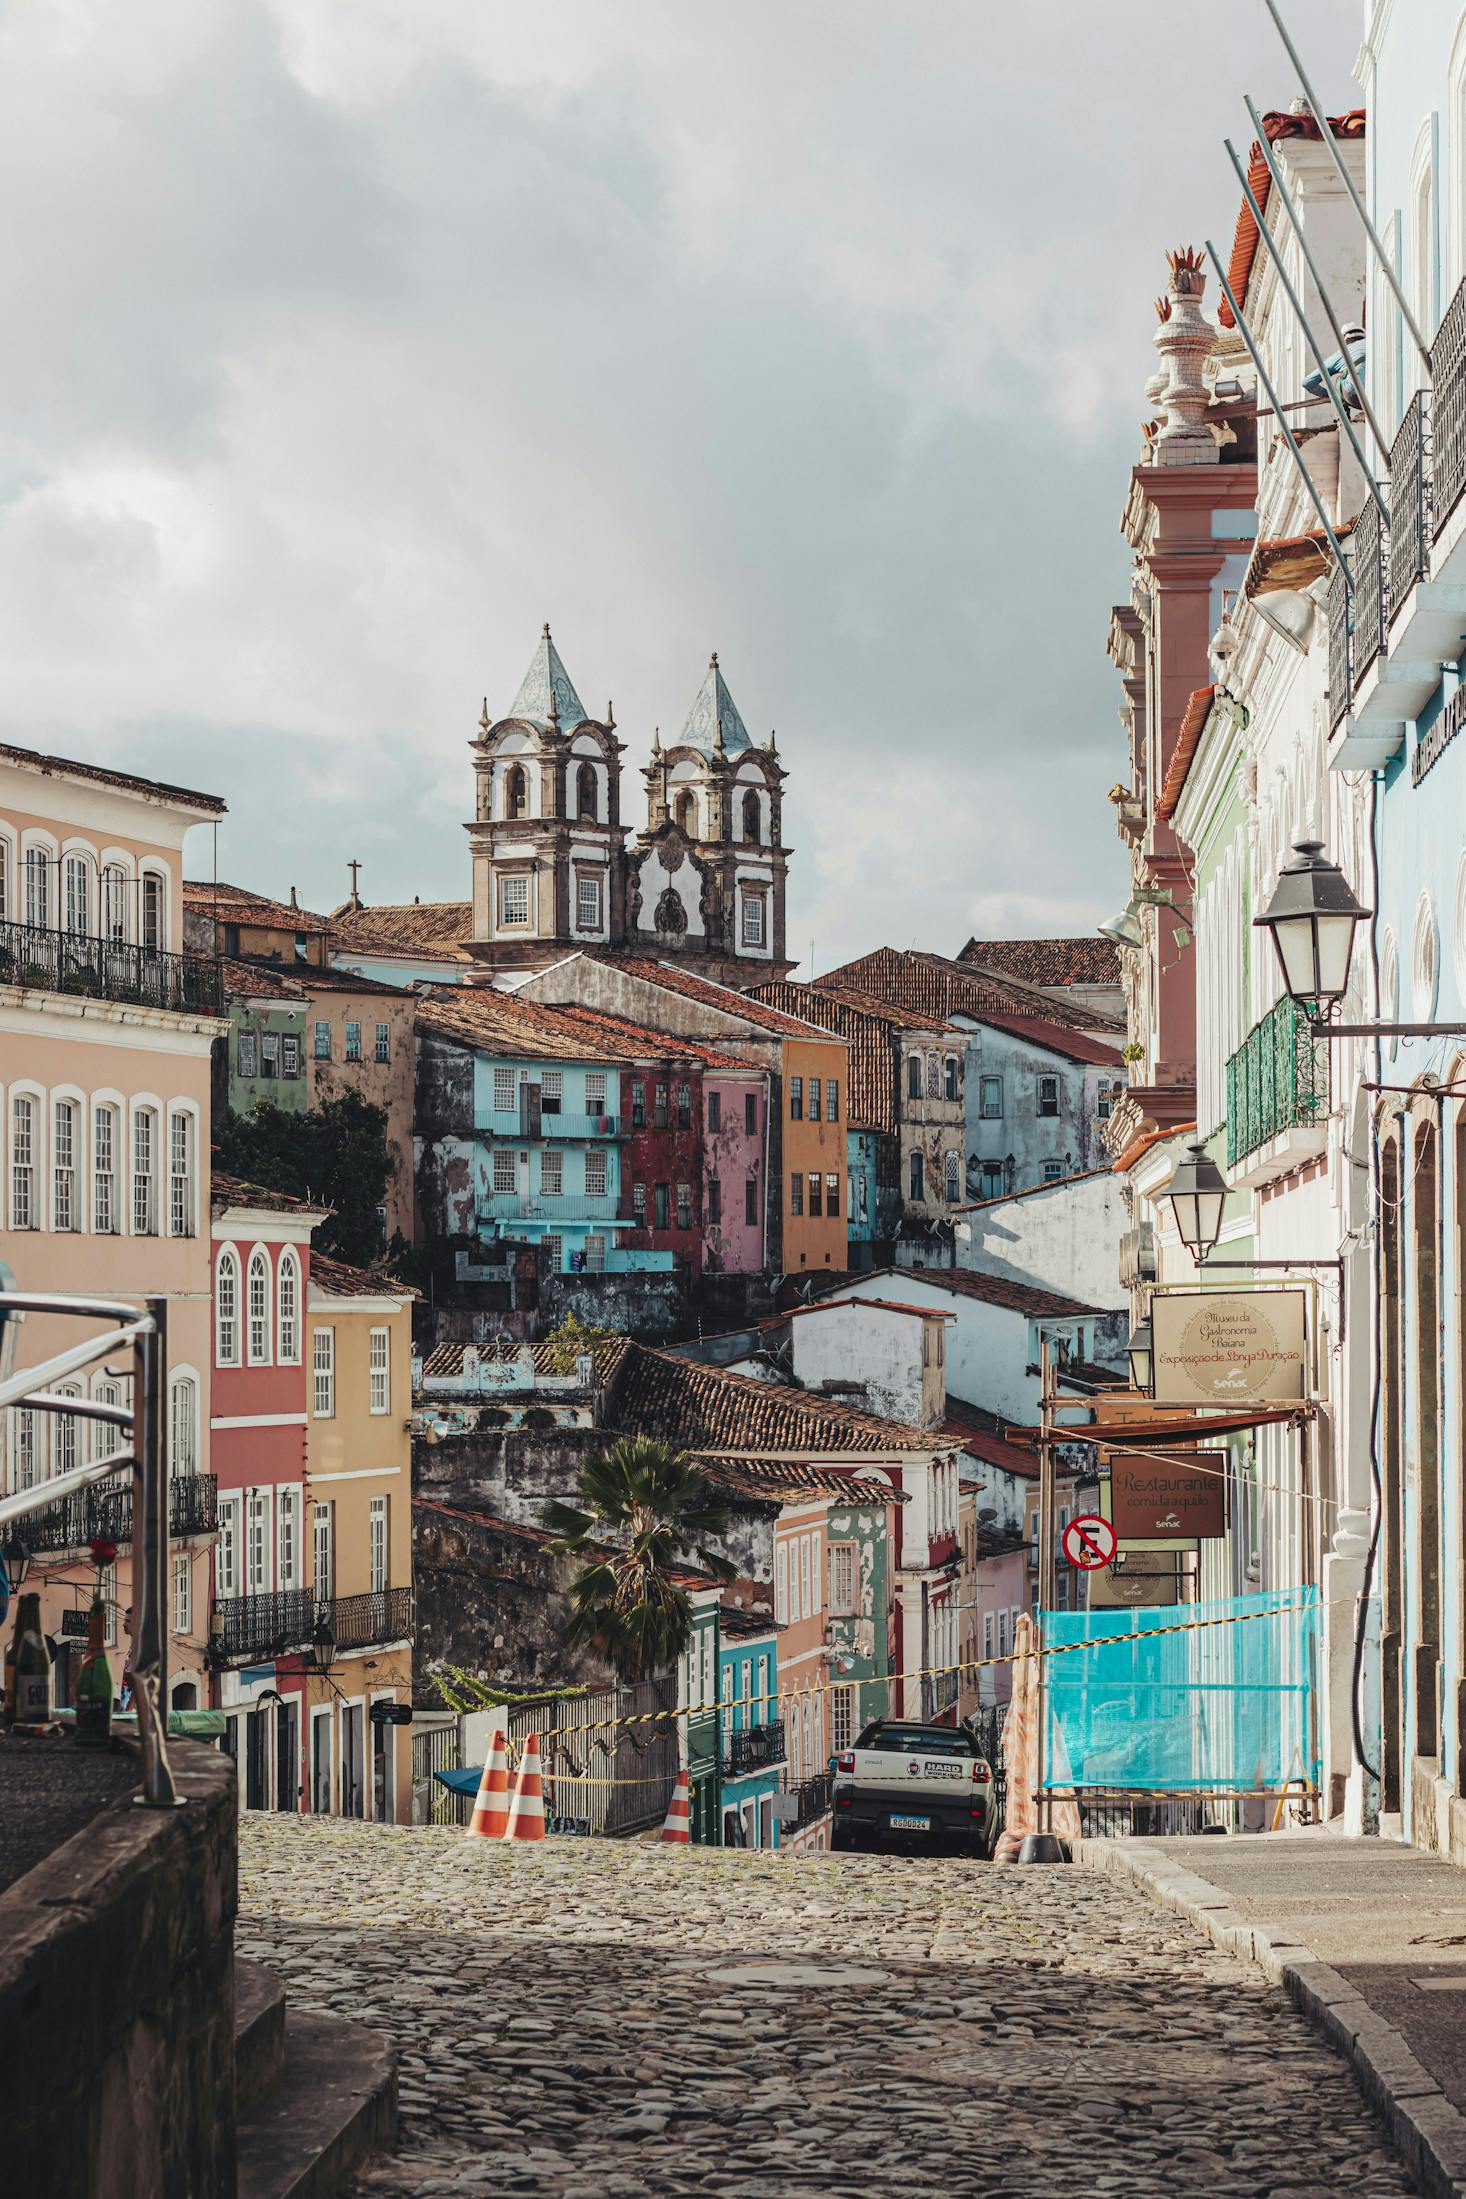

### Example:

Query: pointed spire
xmin=651 ymin=724 xmax=661 ymax=754
xmin=606 ymin=699 xmax=615 ymax=730
xmin=508 ymin=624 xmax=587 ymax=731
xmin=677 ymin=652 xmax=750 ymax=756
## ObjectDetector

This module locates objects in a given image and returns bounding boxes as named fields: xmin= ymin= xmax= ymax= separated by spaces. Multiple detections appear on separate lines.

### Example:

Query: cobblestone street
xmin=238 ymin=1820 xmax=1421 ymax=2198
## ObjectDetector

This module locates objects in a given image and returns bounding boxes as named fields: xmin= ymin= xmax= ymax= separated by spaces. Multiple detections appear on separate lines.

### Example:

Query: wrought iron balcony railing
xmin=792 ymin=1772 xmax=833 ymax=1829
xmin=0 ymin=917 xmax=222 ymax=1016
xmin=1352 ymin=494 xmax=1387 ymax=684
xmin=320 ymin=1586 xmax=414 ymax=1653
xmin=1433 ymin=277 xmax=1466 ymax=541
xmin=724 ymin=1719 xmax=786 ymax=1775
xmin=210 ymin=1588 xmax=315 ymax=1665
xmin=921 ymin=1669 xmax=960 ymax=1721
xmin=16 ymin=1473 xmax=218 ymax=1554
xmin=1225 ymin=995 xmax=1329 ymax=1168
xmin=1326 ymin=559 xmax=1351 ymax=734
xmin=1390 ymin=391 xmax=1430 ymax=609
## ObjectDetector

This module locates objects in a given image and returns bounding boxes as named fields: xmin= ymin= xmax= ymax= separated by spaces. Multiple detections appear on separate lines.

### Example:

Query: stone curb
xmin=1080 ymin=1838 xmax=1466 ymax=2199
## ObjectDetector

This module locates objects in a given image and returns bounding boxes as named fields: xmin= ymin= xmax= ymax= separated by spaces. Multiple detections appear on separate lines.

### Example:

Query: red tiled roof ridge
xmin=309 ymin=1248 xmax=420 ymax=1298
xmin=817 ymin=1262 xmax=1101 ymax=1322
xmin=816 ymin=946 xmax=1122 ymax=1036
xmin=210 ymin=1171 xmax=329 ymax=1217
xmin=955 ymin=936 xmax=1122 ymax=988
xmin=1217 ymin=111 xmax=1365 ymax=328
xmin=606 ymin=1340 xmax=953 ymax=1455
xmin=968 ymin=1010 xmax=1123 ymax=1067
xmin=329 ymin=901 xmax=474 ymax=958
xmin=183 ymin=880 xmax=331 ymax=932
xmin=546 ymin=1000 xmax=767 ymax=1074
xmin=573 ymin=953 xmax=851 ymax=1041
xmin=1156 ymin=685 xmax=1216 ymax=825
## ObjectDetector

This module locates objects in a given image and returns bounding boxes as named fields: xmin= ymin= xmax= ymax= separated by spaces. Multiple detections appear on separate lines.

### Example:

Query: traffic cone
xmin=466 ymin=1728 xmax=510 ymax=1841
xmin=661 ymin=1768 xmax=692 ymax=1844
xmin=503 ymin=1732 xmax=547 ymax=1842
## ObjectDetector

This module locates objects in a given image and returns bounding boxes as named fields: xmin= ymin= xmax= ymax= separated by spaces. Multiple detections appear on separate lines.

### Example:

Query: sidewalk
xmin=1084 ymin=1831 xmax=1466 ymax=2199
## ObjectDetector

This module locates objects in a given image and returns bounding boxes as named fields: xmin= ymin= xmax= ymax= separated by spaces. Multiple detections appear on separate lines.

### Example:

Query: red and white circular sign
xmin=1062 ymin=1514 xmax=1117 ymax=1571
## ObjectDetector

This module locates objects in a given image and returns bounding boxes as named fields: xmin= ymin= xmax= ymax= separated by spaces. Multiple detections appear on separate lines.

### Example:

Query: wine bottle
xmin=13 ymin=1593 xmax=52 ymax=1727
xmin=74 ymin=1596 xmax=113 ymax=1747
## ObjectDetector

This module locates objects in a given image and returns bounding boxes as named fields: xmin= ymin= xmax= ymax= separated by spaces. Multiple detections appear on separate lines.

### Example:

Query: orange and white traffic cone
xmin=503 ymin=1732 xmax=548 ymax=1842
xmin=466 ymin=1728 xmax=510 ymax=1841
xmin=661 ymin=1769 xmax=692 ymax=1844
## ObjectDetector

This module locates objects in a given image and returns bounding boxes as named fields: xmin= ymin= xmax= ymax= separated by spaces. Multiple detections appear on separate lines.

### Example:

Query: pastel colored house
xmin=719 ymin=1609 xmax=785 ymax=1847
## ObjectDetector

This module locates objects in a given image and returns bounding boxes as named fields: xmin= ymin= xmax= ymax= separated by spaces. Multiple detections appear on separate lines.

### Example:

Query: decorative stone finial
xmin=651 ymin=724 xmax=661 ymax=754
xmin=606 ymin=699 xmax=615 ymax=730
xmin=542 ymin=621 xmax=551 ymax=639
xmin=710 ymin=651 xmax=719 ymax=669
xmin=1149 ymin=246 xmax=1219 ymax=467
xmin=767 ymin=728 xmax=779 ymax=757
xmin=547 ymin=682 xmax=560 ymax=729
xmin=478 ymin=697 xmax=491 ymax=735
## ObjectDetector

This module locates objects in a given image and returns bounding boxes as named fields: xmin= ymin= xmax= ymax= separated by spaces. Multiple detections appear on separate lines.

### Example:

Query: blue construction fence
xmin=1040 ymin=1587 xmax=1320 ymax=1794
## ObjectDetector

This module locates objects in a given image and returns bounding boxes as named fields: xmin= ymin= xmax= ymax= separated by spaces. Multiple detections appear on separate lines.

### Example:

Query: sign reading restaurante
xmin=1150 ymin=1289 xmax=1307 ymax=1408
xmin=1108 ymin=1450 xmax=1225 ymax=1540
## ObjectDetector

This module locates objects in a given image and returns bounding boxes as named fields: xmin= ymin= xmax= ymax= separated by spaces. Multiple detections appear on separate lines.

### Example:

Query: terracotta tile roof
xmin=969 ymin=1011 xmax=1123 ymax=1067
xmin=954 ymin=1163 xmax=1113 ymax=1214
xmin=1155 ymin=686 xmax=1215 ymax=825
xmin=1244 ymin=521 xmax=1354 ymax=601
xmin=1217 ymin=110 xmax=1365 ymax=328
xmin=607 ymin=1341 xmax=949 ymax=1455
xmin=719 ymin=1604 xmax=780 ymax=1640
xmin=787 ymin=1295 xmax=953 ymax=1324
xmin=419 ymin=1337 xmax=626 ymax=1382
xmin=308 ymin=1250 xmax=419 ymax=1299
xmin=837 ymin=1263 xmax=1101 ymax=1322
xmin=956 ymin=938 xmax=1121 ymax=988
xmin=220 ymin=958 xmax=307 ymax=1001
xmin=817 ymin=947 xmax=1121 ymax=1036
xmin=699 ymin=1457 xmax=905 ymax=1507
xmin=745 ymin=979 xmax=958 ymax=1133
xmin=183 ymin=880 xmax=331 ymax=933
xmin=1109 ymin=1121 xmax=1195 ymax=1175
xmin=546 ymin=1001 xmax=766 ymax=1075
xmin=1 ymin=741 xmax=226 ymax=816
xmin=330 ymin=901 xmax=474 ymax=960
xmin=577 ymin=955 xmax=847 ymax=1042
xmin=296 ymin=965 xmax=415 ymax=1000
xmin=417 ymin=987 xmax=640 ymax=1064
xmin=210 ymin=1172 xmax=327 ymax=1218
xmin=942 ymin=1394 xmax=1086 ymax=1484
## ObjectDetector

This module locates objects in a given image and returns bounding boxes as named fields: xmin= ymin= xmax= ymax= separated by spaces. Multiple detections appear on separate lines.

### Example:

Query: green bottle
xmin=74 ymin=1596 xmax=113 ymax=1747
xmin=13 ymin=1593 xmax=52 ymax=1727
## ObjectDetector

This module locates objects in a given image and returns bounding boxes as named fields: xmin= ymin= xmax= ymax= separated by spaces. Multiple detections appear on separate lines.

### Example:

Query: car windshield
xmin=857 ymin=1726 xmax=974 ymax=1758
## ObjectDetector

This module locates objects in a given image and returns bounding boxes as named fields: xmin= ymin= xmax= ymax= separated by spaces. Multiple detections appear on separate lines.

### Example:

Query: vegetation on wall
xmin=215 ymin=1090 xmax=403 ymax=1268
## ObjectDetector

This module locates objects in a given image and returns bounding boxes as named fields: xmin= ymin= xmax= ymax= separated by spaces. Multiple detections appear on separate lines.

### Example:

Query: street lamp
xmin=1099 ymin=902 xmax=1145 ymax=950
xmin=1127 ymin=1316 xmax=1154 ymax=1395
xmin=1253 ymin=841 xmax=1371 ymax=1009
xmin=1165 ymin=1142 xmax=1228 ymax=1262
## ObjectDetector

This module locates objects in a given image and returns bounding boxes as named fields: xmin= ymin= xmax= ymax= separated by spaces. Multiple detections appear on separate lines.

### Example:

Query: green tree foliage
xmin=538 ymin=1308 xmax=621 ymax=1375
xmin=544 ymin=1438 xmax=736 ymax=1682
xmin=215 ymin=1090 xmax=394 ymax=1266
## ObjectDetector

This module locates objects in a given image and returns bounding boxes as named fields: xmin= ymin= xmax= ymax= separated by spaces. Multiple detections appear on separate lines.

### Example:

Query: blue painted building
xmin=718 ymin=1611 xmax=784 ymax=1848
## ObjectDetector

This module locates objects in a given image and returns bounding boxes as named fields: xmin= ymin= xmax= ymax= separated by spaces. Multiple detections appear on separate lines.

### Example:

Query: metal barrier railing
xmin=0 ymin=1280 xmax=177 ymax=1807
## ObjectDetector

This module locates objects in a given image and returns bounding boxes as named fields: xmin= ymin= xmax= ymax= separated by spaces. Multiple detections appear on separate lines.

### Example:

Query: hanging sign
xmin=1087 ymin=1548 xmax=1188 ymax=1609
xmin=1109 ymin=1450 xmax=1225 ymax=1539
xmin=1062 ymin=1514 xmax=1117 ymax=1571
xmin=1150 ymin=1290 xmax=1307 ymax=1407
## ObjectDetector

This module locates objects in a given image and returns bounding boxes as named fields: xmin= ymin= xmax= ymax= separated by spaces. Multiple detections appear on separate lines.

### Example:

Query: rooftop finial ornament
xmin=478 ymin=697 xmax=491 ymax=735
xmin=542 ymin=621 xmax=551 ymax=639
xmin=1149 ymin=245 xmax=1219 ymax=467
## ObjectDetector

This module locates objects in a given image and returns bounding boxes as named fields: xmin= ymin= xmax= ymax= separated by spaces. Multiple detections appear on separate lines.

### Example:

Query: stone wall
xmin=3 ymin=1738 xmax=237 ymax=2199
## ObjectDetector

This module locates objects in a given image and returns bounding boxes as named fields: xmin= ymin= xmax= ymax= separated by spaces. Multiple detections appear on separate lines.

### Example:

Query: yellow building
xmin=304 ymin=1254 xmax=416 ymax=1821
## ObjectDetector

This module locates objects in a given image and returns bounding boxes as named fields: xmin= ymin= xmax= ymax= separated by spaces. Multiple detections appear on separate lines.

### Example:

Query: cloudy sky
xmin=0 ymin=0 xmax=1356 ymax=971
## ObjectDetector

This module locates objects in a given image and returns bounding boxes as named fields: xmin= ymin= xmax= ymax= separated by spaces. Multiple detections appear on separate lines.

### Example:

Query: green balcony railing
xmin=1225 ymin=995 xmax=1329 ymax=1167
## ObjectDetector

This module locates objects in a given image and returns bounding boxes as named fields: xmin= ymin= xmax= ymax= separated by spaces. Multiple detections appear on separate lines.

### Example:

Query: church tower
xmin=627 ymin=652 xmax=792 ymax=984
xmin=465 ymin=626 xmax=625 ymax=974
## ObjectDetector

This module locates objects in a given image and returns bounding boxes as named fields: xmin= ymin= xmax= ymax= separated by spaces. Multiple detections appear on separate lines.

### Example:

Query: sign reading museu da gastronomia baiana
xmin=1150 ymin=1289 xmax=1307 ymax=1408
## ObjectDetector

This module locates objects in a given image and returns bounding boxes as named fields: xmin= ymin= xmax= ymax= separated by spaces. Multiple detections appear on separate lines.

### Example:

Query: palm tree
xmin=543 ymin=1437 xmax=735 ymax=1682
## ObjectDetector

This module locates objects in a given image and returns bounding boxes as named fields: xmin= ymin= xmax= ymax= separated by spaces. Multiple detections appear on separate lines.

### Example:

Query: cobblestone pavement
xmin=239 ymin=1819 xmax=1420 ymax=2198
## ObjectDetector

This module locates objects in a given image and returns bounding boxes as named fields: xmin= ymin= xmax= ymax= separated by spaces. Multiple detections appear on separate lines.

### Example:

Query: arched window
xmin=63 ymin=853 xmax=90 ymax=936
xmin=926 ymin=1051 xmax=940 ymax=1098
xmin=505 ymin=764 xmax=528 ymax=820
xmin=907 ymin=1054 xmax=923 ymax=1100
xmin=944 ymin=1055 xmax=960 ymax=1102
xmin=278 ymin=1248 xmax=302 ymax=1363
xmin=24 ymin=847 xmax=49 ymax=928
xmin=101 ymin=864 xmax=128 ymax=942
xmin=576 ymin=762 xmax=598 ymax=821
xmin=170 ymin=1374 xmax=197 ymax=1479
xmin=908 ymin=1150 xmax=925 ymax=1201
xmin=247 ymin=1248 xmax=272 ymax=1365
xmin=674 ymin=790 xmax=696 ymax=836
xmin=742 ymin=790 xmax=760 ymax=845
xmin=216 ymin=1247 xmax=241 ymax=1366
xmin=944 ymin=1151 xmax=961 ymax=1202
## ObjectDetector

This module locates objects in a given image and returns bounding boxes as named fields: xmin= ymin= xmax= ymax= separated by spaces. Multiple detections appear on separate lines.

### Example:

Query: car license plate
xmin=888 ymin=1812 xmax=930 ymax=1831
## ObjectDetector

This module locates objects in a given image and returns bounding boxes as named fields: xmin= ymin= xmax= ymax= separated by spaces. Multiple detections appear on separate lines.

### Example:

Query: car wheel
xmin=831 ymin=1825 xmax=855 ymax=1853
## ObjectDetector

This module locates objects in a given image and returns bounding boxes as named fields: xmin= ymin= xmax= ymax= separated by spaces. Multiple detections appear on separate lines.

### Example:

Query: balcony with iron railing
xmin=921 ymin=1669 xmax=960 ymax=1722
xmin=209 ymin=1588 xmax=315 ymax=1666
xmin=320 ymin=1586 xmax=414 ymax=1653
xmin=1225 ymin=994 xmax=1329 ymax=1176
xmin=484 ymin=1113 xmax=626 ymax=1141
xmin=791 ymin=1772 xmax=833 ymax=1829
xmin=477 ymin=1194 xmax=620 ymax=1226
xmin=723 ymin=1719 xmax=786 ymax=1776
xmin=0 ymin=918 xmax=223 ymax=1016
xmin=16 ymin=1473 xmax=218 ymax=1555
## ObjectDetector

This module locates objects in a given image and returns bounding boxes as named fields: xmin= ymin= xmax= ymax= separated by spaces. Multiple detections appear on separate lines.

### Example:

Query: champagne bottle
xmin=13 ymin=1593 xmax=52 ymax=1727
xmin=74 ymin=1596 xmax=113 ymax=1747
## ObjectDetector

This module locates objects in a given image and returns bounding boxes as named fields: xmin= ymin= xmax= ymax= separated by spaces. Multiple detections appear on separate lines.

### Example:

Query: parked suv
xmin=830 ymin=1718 xmax=996 ymax=1858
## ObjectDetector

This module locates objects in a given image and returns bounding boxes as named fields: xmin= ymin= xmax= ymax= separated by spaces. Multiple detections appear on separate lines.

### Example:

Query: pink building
xmin=0 ymin=741 xmax=226 ymax=1708
xmin=702 ymin=1064 xmax=768 ymax=1272
xmin=208 ymin=1176 xmax=328 ymax=1805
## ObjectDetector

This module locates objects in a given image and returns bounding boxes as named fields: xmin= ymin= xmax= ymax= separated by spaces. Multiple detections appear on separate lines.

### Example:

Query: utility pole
xmin=1021 ymin=1330 xmax=1067 ymax=1862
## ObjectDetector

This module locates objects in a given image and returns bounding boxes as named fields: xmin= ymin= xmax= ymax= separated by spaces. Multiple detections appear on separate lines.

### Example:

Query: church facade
xmin=465 ymin=627 xmax=793 ymax=986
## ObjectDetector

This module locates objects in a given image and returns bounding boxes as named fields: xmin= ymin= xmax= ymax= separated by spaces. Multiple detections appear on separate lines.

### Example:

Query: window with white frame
xmin=91 ymin=1104 xmax=117 ymax=1234
xmin=983 ymin=1611 xmax=995 ymax=1660
xmin=584 ymin=1149 xmax=608 ymax=1198
xmin=132 ymin=1108 xmax=158 ymax=1235
xmin=277 ymin=1249 xmax=301 ymax=1362
xmin=809 ymin=1533 xmax=823 ymax=1615
xmin=141 ymin=871 xmax=163 ymax=951
xmin=369 ymin=1496 xmax=389 ymax=1591
xmin=11 ymin=1094 xmax=37 ymax=1229
xmin=583 ymin=1234 xmax=606 ymax=1273
xmin=101 ymin=863 xmax=127 ymax=941
xmin=170 ymin=1374 xmax=196 ymax=1478
xmin=238 ymin=1030 xmax=258 ymax=1079
xmin=246 ymin=1248 xmax=271 ymax=1364
xmin=247 ymin=1491 xmax=271 ymax=1591
xmin=943 ymin=1150 xmax=961 ymax=1202
xmin=832 ymin=1683 xmax=855 ymax=1754
xmin=585 ymin=1072 xmax=606 ymax=1114
xmin=491 ymin=1146 xmax=516 ymax=1195
xmin=12 ymin=1407 xmax=40 ymax=1490
xmin=100 ymin=1560 xmax=117 ymax=1648
xmin=172 ymin=1551 xmax=192 ymax=1636
xmin=54 ymin=1385 xmax=80 ymax=1480
xmin=0 ymin=833 xmax=9 ymax=919
xmin=24 ymin=846 xmax=49 ymax=927
xmin=216 ymin=1246 xmax=241 ymax=1366
xmin=282 ymin=1035 xmax=301 ymax=1080
xmin=493 ymin=1066 xmax=516 ymax=1112
xmin=541 ymin=1233 xmax=563 ymax=1271
xmin=64 ymin=852 xmax=89 ymax=935
xmin=1037 ymin=1075 xmax=1060 ymax=1117
xmin=168 ymin=1110 xmax=194 ymax=1236
xmin=53 ymin=1098 xmax=78 ymax=1230
xmin=314 ymin=1020 xmax=331 ymax=1060
xmin=313 ymin=1327 xmax=335 ymax=1418
xmin=632 ymin=1181 xmax=646 ymax=1218
xmin=576 ymin=875 xmax=601 ymax=931
xmin=775 ymin=1540 xmax=788 ymax=1622
xmin=499 ymin=873 xmax=530 ymax=927
xmin=541 ymin=1147 xmax=564 ymax=1196
xmin=313 ymin=1501 xmax=333 ymax=1600
xmin=828 ymin=1541 xmax=857 ymax=1616
xmin=741 ymin=891 xmax=766 ymax=946
xmin=277 ymin=1488 xmax=300 ymax=1590
xmin=217 ymin=1495 xmax=241 ymax=1597
xmin=345 ymin=1020 xmax=361 ymax=1062
xmin=798 ymin=1535 xmax=811 ymax=1620
xmin=374 ymin=1023 xmax=390 ymax=1063
xmin=979 ymin=1074 xmax=1004 ymax=1119
xmin=369 ymin=1327 xmax=391 ymax=1414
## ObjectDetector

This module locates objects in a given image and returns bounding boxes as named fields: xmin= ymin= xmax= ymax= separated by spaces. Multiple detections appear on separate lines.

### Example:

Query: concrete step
xmin=236 ymin=2006 xmax=398 ymax=2199
xmin=235 ymin=1959 xmax=287 ymax=2111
